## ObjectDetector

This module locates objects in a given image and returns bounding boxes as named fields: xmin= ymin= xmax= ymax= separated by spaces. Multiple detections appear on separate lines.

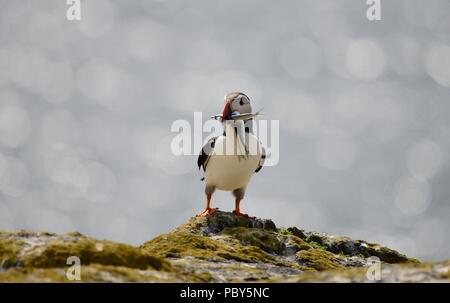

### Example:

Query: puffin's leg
xmin=232 ymin=188 xmax=254 ymax=218
xmin=197 ymin=185 xmax=218 ymax=217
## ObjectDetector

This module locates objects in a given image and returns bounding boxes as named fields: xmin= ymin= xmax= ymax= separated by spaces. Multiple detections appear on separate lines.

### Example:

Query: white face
xmin=229 ymin=94 xmax=252 ymax=114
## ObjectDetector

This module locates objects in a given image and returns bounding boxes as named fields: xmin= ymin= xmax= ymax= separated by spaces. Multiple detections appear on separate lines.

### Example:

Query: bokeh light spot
xmin=425 ymin=42 xmax=450 ymax=88
xmin=394 ymin=177 xmax=431 ymax=216
xmin=406 ymin=139 xmax=444 ymax=180
xmin=346 ymin=39 xmax=385 ymax=81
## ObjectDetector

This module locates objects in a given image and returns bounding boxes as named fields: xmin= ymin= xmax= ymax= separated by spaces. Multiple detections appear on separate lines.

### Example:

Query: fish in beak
xmin=235 ymin=119 xmax=249 ymax=157
xmin=220 ymin=102 xmax=248 ymax=157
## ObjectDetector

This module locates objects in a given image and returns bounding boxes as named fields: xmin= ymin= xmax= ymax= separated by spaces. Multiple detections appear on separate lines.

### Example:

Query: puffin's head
xmin=220 ymin=92 xmax=252 ymax=122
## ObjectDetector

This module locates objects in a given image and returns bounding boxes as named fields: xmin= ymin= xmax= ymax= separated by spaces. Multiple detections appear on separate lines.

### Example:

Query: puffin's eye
xmin=239 ymin=100 xmax=244 ymax=106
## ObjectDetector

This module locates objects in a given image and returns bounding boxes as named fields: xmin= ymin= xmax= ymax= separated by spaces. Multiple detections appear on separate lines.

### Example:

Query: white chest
xmin=204 ymin=132 xmax=262 ymax=191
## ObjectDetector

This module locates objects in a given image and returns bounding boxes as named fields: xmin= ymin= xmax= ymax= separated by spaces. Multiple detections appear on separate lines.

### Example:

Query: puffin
xmin=197 ymin=92 xmax=265 ymax=217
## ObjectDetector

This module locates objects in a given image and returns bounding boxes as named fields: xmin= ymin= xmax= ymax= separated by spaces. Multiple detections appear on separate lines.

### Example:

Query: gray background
xmin=0 ymin=0 xmax=449 ymax=261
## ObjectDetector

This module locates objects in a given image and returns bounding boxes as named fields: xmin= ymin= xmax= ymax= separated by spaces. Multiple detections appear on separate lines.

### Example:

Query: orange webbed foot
xmin=197 ymin=207 xmax=218 ymax=217
xmin=232 ymin=210 xmax=255 ymax=219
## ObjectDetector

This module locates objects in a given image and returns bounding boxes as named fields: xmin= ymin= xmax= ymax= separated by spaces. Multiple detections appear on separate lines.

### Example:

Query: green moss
xmin=308 ymin=241 xmax=327 ymax=251
xmin=0 ymin=267 xmax=69 ymax=283
xmin=23 ymin=238 xmax=155 ymax=269
xmin=141 ymin=231 xmax=280 ymax=265
xmin=220 ymin=227 xmax=283 ymax=254
xmin=0 ymin=232 xmax=171 ymax=272
xmin=26 ymin=238 xmax=169 ymax=271
xmin=371 ymin=246 xmax=418 ymax=264
xmin=286 ymin=227 xmax=306 ymax=239
xmin=0 ymin=238 xmax=23 ymax=268
xmin=0 ymin=264 xmax=195 ymax=283
xmin=294 ymin=267 xmax=368 ymax=282
xmin=0 ymin=213 xmax=429 ymax=283
xmin=296 ymin=249 xmax=345 ymax=271
xmin=187 ymin=271 xmax=215 ymax=282
xmin=277 ymin=228 xmax=293 ymax=236
xmin=285 ymin=235 xmax=311 ymax=251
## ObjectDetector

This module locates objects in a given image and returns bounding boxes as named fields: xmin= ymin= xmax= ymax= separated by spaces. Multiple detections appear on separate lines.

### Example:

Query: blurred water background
xmin=0 ymin=0 xmax=449 ymax=261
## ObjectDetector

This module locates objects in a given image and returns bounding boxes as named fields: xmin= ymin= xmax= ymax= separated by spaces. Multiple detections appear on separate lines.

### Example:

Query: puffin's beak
xmin=220 ymin=102 xmax=232 ymax=122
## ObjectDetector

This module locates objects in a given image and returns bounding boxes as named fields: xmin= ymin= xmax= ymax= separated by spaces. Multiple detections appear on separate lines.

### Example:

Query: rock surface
xmin=0 ymin=211 xmax=448 ymax=282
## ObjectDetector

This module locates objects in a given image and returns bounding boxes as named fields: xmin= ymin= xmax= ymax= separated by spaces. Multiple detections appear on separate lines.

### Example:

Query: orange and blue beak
xmin=220 ymin=101 xmax=232 ymax=122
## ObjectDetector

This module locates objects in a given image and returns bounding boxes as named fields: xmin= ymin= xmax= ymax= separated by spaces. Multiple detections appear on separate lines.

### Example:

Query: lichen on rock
xmin=0 ymin=211 xmax=446 ymax=282
xmin=0 ymin=230 xmax=170 ymax=271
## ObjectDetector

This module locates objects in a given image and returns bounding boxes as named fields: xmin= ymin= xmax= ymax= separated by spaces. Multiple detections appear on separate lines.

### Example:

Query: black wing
xmin=197 ymin=137 xmax=217 ymax=172
xmin=255 ymin=145 xmax=266 ymax=173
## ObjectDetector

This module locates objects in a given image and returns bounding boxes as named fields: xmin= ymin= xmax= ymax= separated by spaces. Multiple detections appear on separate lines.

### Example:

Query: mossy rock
xmin=0 ymin=238 xmax=23 ymax=268
xmin=180 ymin=211 xmax=277 ymax=235
xmin=284 ymin=235 xmax=312 ymax=253
xmin=23 ymin=238 xmax=170 ymax=271
xmin=141 ymin=231 xmax=278 ymax=264
xmin=291 ymin=260 xmax=450 ymax=283
xmin=280 ymin=228 xmax=418 ymax=264
xmin=0 ymin=264 xmax=200 ymax=283
xmin=286 ymin=227 xmax=307 ymax=239
xmin=0 ymin=230 xmax=171 ymax=272
xmin=0 ymin=211 xmax=429 ymax=282
xmin=362 ymin=245 xmax=418 ymax=264
xmin=220 ymin=227 xmax=283 ymax=254
xmin=296 ymin=249 xmax=345 ymax=271
xmin=230 ymin=228 xmax=313 ymax=256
